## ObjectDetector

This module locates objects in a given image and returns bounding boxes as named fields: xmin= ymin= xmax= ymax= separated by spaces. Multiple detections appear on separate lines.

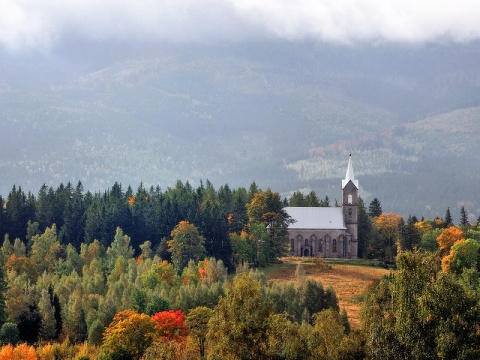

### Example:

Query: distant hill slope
xmin=0 ymin=41 xmax=480 ymax=220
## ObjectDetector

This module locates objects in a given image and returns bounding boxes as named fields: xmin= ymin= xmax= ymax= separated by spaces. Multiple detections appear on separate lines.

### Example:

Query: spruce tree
xmin=445 ymin=207 xmax=453 ymax=227
xmin=460 ymin=206 xmax=469 ymax=227
xmin=368 ymin=198 xmax=383 ymax=217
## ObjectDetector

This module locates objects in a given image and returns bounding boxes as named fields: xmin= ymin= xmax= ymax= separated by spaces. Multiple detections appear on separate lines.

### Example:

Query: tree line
xmin=0 ymin=180 xmax=296 ymax=271
xmin=1 ymin=182 xmax=479 ymax=359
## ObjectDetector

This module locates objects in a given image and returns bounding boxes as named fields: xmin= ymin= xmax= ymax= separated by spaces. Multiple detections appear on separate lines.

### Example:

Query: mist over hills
xmin=1 ymin=41 xmax=480 ymax=221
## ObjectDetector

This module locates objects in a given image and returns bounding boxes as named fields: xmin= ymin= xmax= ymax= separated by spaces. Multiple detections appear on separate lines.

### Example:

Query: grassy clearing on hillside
xmin=264 ymin=257 xmax=391 ymax=329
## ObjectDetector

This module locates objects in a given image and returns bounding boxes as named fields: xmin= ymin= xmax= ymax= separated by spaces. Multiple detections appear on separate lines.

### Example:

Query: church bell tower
xmin=342 ymin=155 xmax=359 ymax=258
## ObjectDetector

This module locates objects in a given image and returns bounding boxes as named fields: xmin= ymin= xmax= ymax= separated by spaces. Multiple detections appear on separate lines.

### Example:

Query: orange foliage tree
xmin=436 ymin=226 xmax=465 ymax=256
xmin=151 ymin=310 xmax=189 ymax=341
xmin=0 ymin=343 xmax=37 ymax=360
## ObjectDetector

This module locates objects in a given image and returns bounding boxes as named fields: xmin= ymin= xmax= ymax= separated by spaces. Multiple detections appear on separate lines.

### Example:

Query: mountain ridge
xmin=1 ymin=42 xmax=479 ymax=220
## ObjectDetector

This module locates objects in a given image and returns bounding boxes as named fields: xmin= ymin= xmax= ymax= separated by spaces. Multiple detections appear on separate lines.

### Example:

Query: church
xmin=285 ymin=156 xmax=359 ymax=258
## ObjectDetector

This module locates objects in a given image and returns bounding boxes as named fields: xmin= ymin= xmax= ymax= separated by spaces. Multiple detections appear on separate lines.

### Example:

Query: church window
xmin=319 ymin=242 xmax=322 ymax=252
xmin=333 ymin=239 xmax=337 ymax=252
xmin=291 ymin=239 xmax=294 ymax=252
xmin=305 ymin=239 xmax=308 ymax=246
xmin=348 ymin=194 xmax=352 ymax=204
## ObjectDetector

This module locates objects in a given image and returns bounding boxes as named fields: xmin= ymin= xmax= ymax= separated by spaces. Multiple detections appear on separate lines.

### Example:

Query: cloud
xmin=1 ymin=0 xmax=480 ymax=53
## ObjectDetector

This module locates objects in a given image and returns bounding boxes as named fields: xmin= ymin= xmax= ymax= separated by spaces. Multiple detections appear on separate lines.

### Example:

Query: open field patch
xmin=265 ymin=258 xmax=391 ymax=329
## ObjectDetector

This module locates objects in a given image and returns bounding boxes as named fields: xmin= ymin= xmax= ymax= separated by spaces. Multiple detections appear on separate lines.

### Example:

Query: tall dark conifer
xmin=445 ymin=207 xmax=453 ymax=227
xmin=368 ymin=198 xmax=383 ymax=217
xmin=460 ymin=206 xmax=469 ymax=228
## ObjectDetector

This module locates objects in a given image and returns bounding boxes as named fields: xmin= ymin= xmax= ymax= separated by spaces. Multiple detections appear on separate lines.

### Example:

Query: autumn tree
xmin=436 ymin=225 xmax=464 ymax=256
xmin=441 ymin=238 xmax=480 ymax=274
xmin=168 ymin=221 xmax=206 ymax=273
xmin=0 ymin=343 xmax=37 ymax=360
xmin=101 ymin=309 xmax=157 ymax=360
xmin=151 ymin=310 xmax=188 ymax=341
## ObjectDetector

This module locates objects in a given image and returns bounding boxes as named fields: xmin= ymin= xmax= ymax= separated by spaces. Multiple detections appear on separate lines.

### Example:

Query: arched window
xmin=319 ymin=241 xmax=323 ymax=252
xmin=332 ymin=239 xmax=337 ymax=252
xmin=305 ymin=238 xmax=308 ymax=246
xmin=290 ymin=239 xmax=294 ymax=252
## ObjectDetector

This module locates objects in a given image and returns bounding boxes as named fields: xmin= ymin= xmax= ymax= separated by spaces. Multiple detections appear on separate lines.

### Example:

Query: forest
xmin=0 ymin=181 xmax=479 ymax=359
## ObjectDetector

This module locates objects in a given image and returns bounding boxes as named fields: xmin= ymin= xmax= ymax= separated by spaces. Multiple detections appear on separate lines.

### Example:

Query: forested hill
xmin=1 ymin=41 xmax=480 ymax=219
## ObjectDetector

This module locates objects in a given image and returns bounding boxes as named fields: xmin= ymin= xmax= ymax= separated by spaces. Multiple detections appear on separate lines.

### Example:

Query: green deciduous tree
xmin=186 ymin=306 xmax=214 ymax=359
xmin=246 ymin=189 xmax=293 ymax=265
xmin=363 ymin=250 xmax=480 ymax=359
xmin=207 ymin=273 xmax=270 ymax=359
xmin=168 ymin=221 xmax=206 ymax=273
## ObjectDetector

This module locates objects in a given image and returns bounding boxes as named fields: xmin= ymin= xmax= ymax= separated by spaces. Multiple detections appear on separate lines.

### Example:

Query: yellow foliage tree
xmin=414 ymin=220 xmax=432 ymax=235
xmin=101 ymin=310 xmax=157 ymax=360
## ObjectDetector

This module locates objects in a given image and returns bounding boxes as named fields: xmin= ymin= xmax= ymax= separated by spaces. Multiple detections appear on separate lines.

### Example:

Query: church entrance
xmin=303 ymin=248 xmax=310 ymax=257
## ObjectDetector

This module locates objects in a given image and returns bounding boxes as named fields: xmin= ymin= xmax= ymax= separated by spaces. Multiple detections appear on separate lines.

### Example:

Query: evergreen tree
xmin=399 ymin=216 xmax=421 ymax=251
xmin=319 ymin=195 xmax=330 ymax=207
xmin=460 ymin=206 xmax=469 ymax=227
xmin=368 ymin=198 xmax=383 ymax=217
xmin=0 ymin=256 xmax=7 ymax=327
xmin=357 ymin=197 xmax=372 ymax=259
xmin=289 ymin=191 xmax=306 ymax=207
xmin=445 ymin=207 xmax=453 ymax=227
xmin=305 ymin=191 xmax=320 ymax=207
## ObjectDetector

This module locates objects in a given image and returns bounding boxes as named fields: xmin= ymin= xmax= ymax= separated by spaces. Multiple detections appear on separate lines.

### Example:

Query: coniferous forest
xmin=0 ymin=181 xmax=479 ymax=359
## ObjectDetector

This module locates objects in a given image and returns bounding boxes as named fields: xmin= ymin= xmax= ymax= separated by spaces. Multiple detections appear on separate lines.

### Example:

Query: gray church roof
xmin=285 ymin=207 xmax=346 ymax=230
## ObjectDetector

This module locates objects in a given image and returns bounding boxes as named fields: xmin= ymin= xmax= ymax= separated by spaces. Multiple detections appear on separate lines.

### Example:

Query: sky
xmin=1 ymin=0 xmax=480 ymax=53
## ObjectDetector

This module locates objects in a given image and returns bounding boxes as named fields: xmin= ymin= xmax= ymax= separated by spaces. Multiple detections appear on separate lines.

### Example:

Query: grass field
xmin=264 ymin=257 xmax=391 ymax=329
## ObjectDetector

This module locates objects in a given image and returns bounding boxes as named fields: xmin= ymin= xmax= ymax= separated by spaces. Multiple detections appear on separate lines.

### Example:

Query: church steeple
xmin=342 ymin=154 xmax=359 ymax=189
xmin=342 ymin=154 xmax=359 ymax=258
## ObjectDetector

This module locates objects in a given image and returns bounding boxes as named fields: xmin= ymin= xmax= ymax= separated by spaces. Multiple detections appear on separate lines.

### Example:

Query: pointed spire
xmin=342 ymin=154 xmax=359 ymax=189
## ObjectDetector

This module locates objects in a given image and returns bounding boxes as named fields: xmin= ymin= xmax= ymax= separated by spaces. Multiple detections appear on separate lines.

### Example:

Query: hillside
xmin=1 ymin=41 xmax=480 ymax=219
